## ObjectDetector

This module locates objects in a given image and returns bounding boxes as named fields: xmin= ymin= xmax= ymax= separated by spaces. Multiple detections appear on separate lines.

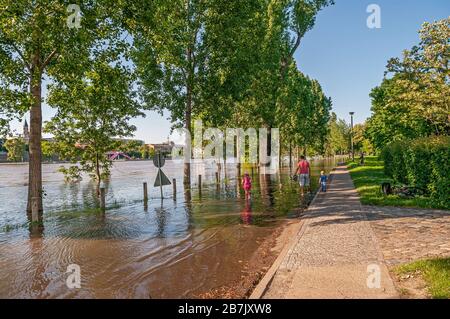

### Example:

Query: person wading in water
xmin=294 ymin=155 xmax=311 ymax=196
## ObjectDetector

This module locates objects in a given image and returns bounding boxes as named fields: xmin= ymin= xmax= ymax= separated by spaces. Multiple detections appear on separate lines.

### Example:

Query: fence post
xmin=173 ymin=178 xmax=177 ymax=201
xmin=143 ymin=182 xmax=148 ymax=203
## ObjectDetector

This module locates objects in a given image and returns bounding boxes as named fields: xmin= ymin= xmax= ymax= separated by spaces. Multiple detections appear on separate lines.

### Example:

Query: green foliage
xmin=381 ymin=136 xmax=450 ymax=208
xmin=41 ymin=140 xmax=56 ymax=162
xmin=132 ymin=0 xmax=334 ymax=155
xmin=277 ymin=66 xmax=332 ymax=155
xmin=4 ymin=137 xmax=25 ymax=162
xmin=0 ymin=0 xmax=132 ymax=208
xmin=366 ymin=77 xmax=432 ymax=150
xmin=353 ymin=123 xmax=374 ymax=155
xmin=45 ymin=55 xmax=142 ymax=188
xmin=366 ymin=18 xmax=450 ymax=151
xmin=0 ymin=0 xmax=125 ymax=121
xmin=385 ymin=18 xmax=449 ymax=134
xmin=348 ymin=157 xmax=443 ymax=209
xmin=325 ymin=113 xmax=350 ymax=156
xmin=58 ymin=166 xmax=82 ymax=183
xmin=429 ymin=139 xmax=450 ymax=208
xmin=139 ymin=144 xmax=155 ymax=160
xmin=381 ymin=140 xmax=407 ymax=184
xmin=119 ymin=140 xmax=144 ymax=159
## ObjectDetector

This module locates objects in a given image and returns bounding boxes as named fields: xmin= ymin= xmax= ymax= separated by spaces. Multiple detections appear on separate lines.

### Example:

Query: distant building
xmin=148 ymin=141 xmax=175 ymax=155
xmin=23 ymin=120 xmax=29 ymax=140
xmin=114 ymin=138 xmax=145 ymax=145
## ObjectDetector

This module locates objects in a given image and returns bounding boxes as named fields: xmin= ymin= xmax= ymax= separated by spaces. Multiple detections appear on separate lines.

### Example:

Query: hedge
xmin=381 ymin=136 xmax=450 ymax=208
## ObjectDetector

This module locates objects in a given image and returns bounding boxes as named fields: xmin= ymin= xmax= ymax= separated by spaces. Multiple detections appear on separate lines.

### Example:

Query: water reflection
xmin=241 ymin=199 xmax=253 ymax=225
xmin=0 ymin=158 xmax=340 ymax=298
xmin=155 ymin=202 xmax=169 ymax=238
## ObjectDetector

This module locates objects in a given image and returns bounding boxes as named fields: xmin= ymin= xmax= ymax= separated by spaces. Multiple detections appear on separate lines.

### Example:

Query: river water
xmin=0 ymin=158 xmax=338 ymax=298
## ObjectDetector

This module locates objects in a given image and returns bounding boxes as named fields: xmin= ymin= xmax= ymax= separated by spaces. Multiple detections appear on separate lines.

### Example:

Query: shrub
xmin=382 ymin=140 xmax=407 ymax=184
xmin=382 ymin=136 xmax=450 ymax=208
xmin=404 ymin=138 xmax=432 ymax=192
xmin=428 ymin=137 xmax=450 ymax=207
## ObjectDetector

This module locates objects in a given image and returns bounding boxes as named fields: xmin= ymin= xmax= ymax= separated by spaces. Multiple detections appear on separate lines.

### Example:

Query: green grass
xmin=347 ymin=156 xmax=443 ymax=209
xmin=395 ymin=258 xmax=450 ymax=299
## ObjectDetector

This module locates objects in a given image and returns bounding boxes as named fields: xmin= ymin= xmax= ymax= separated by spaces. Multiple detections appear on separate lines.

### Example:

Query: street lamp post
xmin=349 ymin=112 xmax=355 ymax=162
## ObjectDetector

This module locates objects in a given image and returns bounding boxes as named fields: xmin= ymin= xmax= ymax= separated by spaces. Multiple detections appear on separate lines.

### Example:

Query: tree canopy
xmin=366 ymin=18 xmax=450 ymax=150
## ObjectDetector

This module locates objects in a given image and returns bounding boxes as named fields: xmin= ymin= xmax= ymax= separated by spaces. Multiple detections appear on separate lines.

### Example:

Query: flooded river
xmin=0 ymin=158 xmax=339 ymax=298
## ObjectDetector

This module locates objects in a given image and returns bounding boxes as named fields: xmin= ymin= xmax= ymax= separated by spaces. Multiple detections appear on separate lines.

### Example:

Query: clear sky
xmin=295 ymin=0 xmax=449 ymax=125
xmin=9 ymin=0 xmax=450 ymax=143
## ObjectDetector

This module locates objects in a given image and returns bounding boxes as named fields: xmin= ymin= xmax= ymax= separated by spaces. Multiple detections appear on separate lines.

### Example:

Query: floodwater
xmin=0 ymin=158 xmax=338 ymax=298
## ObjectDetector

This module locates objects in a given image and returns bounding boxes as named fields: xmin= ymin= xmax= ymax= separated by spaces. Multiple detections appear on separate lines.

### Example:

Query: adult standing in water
xmin=294 ymin=155 xmax=311 ymax=195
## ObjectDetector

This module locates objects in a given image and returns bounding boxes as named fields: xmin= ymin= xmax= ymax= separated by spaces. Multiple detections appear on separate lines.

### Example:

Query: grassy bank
xmin=394 ymin=258 xmax=450 ymax=299
xmin=347 ymin=157 xmax=444 ymax=209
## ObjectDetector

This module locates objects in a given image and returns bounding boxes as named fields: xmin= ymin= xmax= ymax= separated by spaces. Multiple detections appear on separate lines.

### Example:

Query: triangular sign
xmin=154 ymin=168 xmax=171 ymax=187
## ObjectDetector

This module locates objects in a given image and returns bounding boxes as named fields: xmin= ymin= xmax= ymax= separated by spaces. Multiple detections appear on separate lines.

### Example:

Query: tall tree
xmin=0 ymin=0 xmax=126 ymax=213
xmin=325 ymin=113 xmax=350 ymax=156
xmin=45 ymin=57 xmax=141 ymax=192
xmin=366 ymin=18 xmax=450 ymax=150
xmin=279 ymin=0 xmax=334 ymax=78
xmin=277 ymin=65 xmax=331 ymax=157
xmin=130 ymin=0 xmax=266 ymax=183
xmin=385 ymin=18 xmax=449 ymax=135
xmin=232 ymin=0 xmax=333 ymax=161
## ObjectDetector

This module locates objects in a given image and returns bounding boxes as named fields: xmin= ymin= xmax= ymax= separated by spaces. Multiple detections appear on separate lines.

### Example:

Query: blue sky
xmin=10 ymin=0 xmax=450 ymax=143
xmin=296 ymin=0 xmax=449 ymax=125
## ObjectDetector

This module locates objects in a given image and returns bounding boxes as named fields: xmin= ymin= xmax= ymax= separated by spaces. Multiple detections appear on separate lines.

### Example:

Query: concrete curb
xmin=249 ymin=169 xmax=336 ymax=299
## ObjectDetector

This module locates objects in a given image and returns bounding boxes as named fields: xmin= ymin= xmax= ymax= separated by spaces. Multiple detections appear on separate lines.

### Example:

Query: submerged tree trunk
xmin=96 ymin=152 xmax=101 ymax=196
xmin=184 ymin=80 xmax=192 ymax=186
xmin=278 ymin=136 xmax=282 ymax=169
xmin=265 ymin=126 xmax=272 ymax=168
xmin=184 ymin=20 xmax=195 ymax=186
xmin=289 ymin=142 xmax=292 ymax=171
xmin=26 ymin=56 xmax=43 ymax=214
xmin=235 ymin=131 xmax=241 ymax=174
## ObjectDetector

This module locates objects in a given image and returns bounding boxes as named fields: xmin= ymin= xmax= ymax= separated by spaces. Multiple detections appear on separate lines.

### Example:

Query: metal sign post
xmin=158 ymin=154 xmax=163 ymax=198
xmin=153 ymin=152 xmax=171 ymax=199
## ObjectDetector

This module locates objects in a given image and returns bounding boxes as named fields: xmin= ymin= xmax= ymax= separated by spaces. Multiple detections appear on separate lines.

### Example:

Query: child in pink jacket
xmin=242 ymin=173 xmax=252 ymax=200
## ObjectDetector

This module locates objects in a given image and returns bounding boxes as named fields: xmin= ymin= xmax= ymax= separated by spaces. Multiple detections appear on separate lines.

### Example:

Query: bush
xmin=382 ymin=136 xmax=450 ymax=208
xmin=404 ymin=138 xmax=432 ymax=192
xmin=382 ymin=140 xmax=407 ymax=184
xmin=429 ymin=138 xmax=450 ymax=207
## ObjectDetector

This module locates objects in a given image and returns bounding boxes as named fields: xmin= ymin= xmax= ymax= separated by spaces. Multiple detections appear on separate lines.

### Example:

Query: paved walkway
xmin=257 ymin=166 xmax=398 ymax=299
xmin=367 ymin=206 xmax=450 ymax=266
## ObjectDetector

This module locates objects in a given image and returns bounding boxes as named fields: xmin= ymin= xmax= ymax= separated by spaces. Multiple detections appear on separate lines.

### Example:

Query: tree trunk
xmin=184 ymin=78 xmax=192 ymax=186
xmin=289 ymin=142 xmax=292 ymax=171
xmin=26 ymin=59 xmax=43 ymax=214
xmin=184 ymin=22 xmax=194 ymax=186
xmin=265 ymin=126 xmax=272 ymax=168
xmin=236 ymin=132 xmax=241 ymax=174
xmin=278 ymin=136 xmax=282 ymax=169
xmin=96 ymin=152 xmax=101 ymax=196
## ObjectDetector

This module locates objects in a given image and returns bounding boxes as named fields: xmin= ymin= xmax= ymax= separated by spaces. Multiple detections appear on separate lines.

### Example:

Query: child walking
xmin=242 ymin=173 xmax=252 ymax=200
xmin=319 ymin=171 xmax=327 ymax=192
